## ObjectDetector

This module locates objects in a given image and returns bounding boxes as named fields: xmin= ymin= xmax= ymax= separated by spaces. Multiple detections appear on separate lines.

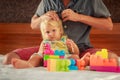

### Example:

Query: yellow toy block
xmin=47 ymin=59 xmax=57 ymax=72
xmin=49 ymin=55 xmax=59 ymax=59
xmin=47 ymin=59 xmax=70 ymax=72
xmin=95 ymin=49 xmax=108 ymax=59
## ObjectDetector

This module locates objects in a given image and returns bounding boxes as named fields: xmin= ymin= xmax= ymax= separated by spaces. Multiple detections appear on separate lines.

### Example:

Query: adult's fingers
xmin=46 ymin=11 xmax=59 ymax=21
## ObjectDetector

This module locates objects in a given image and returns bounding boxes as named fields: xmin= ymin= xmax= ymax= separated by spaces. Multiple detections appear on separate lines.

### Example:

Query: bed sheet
xmin=0 ymin=55 xmax=120 ymax=80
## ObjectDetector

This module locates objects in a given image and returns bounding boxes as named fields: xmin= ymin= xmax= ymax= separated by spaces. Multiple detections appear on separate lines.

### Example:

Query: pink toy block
xmin=118 ymin=66 xmax=120 ymax=72
xmin=59 ymin=56 xmax=64 ymax=59
xmin=90 ymin=66 xmax=120 ymax=72
xmin=44 ymin=43 xmax=51 ymax=49
xmin=44 ymin=49 xmax=54 ymax=55
xmin=43 ymin=60 xmax=47 ymax=67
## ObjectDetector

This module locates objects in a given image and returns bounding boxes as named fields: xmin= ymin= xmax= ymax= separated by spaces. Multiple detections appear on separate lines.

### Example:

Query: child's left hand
xmin=67 ymin=54 xmax=79 ymax=59
xmin=66 ymin=39 xmax=75 ymax=53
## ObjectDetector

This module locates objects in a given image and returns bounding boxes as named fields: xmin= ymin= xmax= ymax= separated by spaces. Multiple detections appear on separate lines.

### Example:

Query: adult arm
xmin=62 ymin=9 xmax=113 ymax=30
xmin=31 ymin=11 xmax=59 ymax=30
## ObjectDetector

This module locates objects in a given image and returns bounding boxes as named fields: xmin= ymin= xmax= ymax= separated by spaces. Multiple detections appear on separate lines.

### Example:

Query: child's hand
xmin=38 ymin=42 xmax=48 ymax=55
xmin=67 ymin=54 xmax=79 ymax=59
xmin=66 ymin=39 xmax=75 ymax=53
xmin=66 ymin=39 xmax=80 ymax=55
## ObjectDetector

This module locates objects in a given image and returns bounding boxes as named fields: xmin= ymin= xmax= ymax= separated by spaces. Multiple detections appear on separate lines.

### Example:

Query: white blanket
xmin=0 ymin=55 xmax=120 ymax=80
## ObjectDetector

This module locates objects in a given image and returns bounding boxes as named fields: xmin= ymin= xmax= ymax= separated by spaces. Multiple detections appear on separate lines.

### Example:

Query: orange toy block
xmin=103 ymin=58 xmax=117 ymax=66
xmin=47 ymin=59 xmax=57 ymax=72
xmin=90 ymin=55 xmax=103 ymax=66
xmin=90 ymin=55 xmax=117 ymax=67
xmin=76 ymin=59 xmax=85 ymax=70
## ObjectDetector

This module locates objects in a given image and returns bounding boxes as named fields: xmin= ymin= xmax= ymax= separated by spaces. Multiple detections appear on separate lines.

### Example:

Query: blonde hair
xmin=40 ymin=19 xmax=64 ymax=39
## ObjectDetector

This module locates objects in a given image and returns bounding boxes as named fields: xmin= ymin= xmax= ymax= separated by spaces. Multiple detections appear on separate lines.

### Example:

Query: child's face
xmin=43 ymin=25 xmax=62 ymax=41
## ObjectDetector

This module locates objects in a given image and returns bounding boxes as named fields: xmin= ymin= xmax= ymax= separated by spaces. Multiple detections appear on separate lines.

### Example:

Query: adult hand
xmin=61 ymin=9 xmax=80 ymax=22
xmin=43 ymin=10 xmax=59 ymax=21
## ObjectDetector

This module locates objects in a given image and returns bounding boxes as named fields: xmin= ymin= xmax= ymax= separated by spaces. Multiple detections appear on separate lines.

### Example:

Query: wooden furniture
xmin=0 ymin=23 xmax=120 ymax=56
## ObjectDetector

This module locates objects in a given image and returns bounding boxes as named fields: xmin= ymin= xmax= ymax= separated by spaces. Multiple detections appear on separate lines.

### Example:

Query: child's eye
xmin=46 ymin=31 xmax=50 ymax=34
xmin=52 ymin=29 xmax=56 ymax=32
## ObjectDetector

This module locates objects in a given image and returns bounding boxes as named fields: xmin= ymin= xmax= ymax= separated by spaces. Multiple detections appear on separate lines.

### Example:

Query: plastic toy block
xmin=70 ymin=59 xmax=76 ymax=66
xmin=47 ymin=59 xmax=71 ymax=72
xmin=90 ymin=54 xmax=119 ymax=72
xmin=43 ymin=55 xmax=60 ymax=67
xmin=58 ymin=59 xmax=71 ymax=71
xmin=43 ymin=40 xmax=68 ymax=67
xmin=76 ymin=59 xmax=85 ymax=70
xmin=118 ymin=66 xmax=120 ymax=72
xmin=69 ymin=66 xmax=78 ymax=70
xmin=44 ymin=49 xmax=54 ymax=55
xmin=90 ymin=55 xmax=117 ymax=67
xmin=90 ymin=66 xmax=120 ymax=72
xmin=43 ymin=40 xmax=69 ymax=54
xmin=90 ymin=55 xmax=104 ymax=66
xmin=59 ymin=56 xmax=64 ymax=59
xmin=43 ymin=60 xmax=47 ymax=67
xmin=54 ymin=50 xmax=65 ymax=56
xmin=44 ymin=55 xmax=49 ymax=60
xmin=43 ymin=43 xmax=54 ymax=55
xmin=47 ymin=59 xmax=57 ymax=71
xmin=44 ymin=42 xmax=51 ymax=49
xmin=95 ymin=49 xmax=108 ymax=59
xmin=103 ymin=58 xmax=117 ymax=66
xmin=44 ymin=55 xmax=59 ymax=60
xmin=49 ymin=55 xmax=59 ymax=59
xmin=69 ymin=59 xmax=78 ymax=70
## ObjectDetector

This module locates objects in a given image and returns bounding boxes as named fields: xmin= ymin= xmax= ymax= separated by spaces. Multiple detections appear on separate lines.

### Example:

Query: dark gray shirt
xmin=35 ymin=0 xmax=111 ymax=53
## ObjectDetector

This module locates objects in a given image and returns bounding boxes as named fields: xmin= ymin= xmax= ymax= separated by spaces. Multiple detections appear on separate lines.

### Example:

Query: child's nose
xmin=49 ymin=32 xmax=54 ymax=36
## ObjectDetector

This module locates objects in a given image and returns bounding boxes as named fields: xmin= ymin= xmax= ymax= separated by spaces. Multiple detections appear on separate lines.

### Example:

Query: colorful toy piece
xmin=76 ymin=59 xmax=85 ymax=70
xmin=47 ymin=59 xmax=79 ymax=72
xmin=91 ymin=49 xmax=117 ymax=66
xmin=43 ymin=40 xmax=86 ymax=71
xmin=95 ymin=49 xmax=108 ymax=59
xmin=68 ymin=59 xmax=78 ymax=70
xmin=90 ymin=49 xmax=120 ymax=72
xmin=43 ymin=41 xmax=67 ymax=67
xmin=47 ymin=59 xmax=71 ymax=72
